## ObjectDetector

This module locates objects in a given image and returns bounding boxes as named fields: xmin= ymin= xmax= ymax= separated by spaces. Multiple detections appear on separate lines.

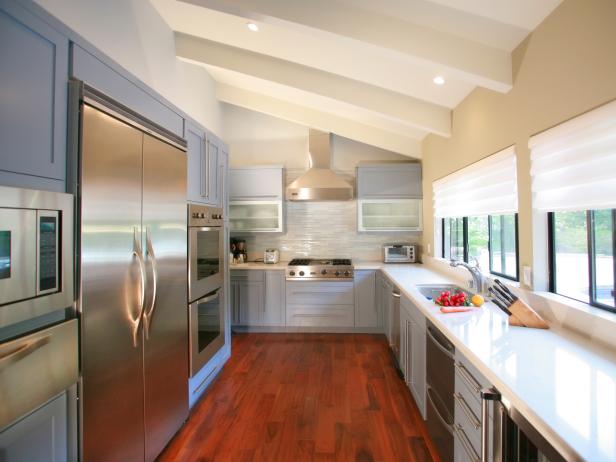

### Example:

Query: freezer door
xmin=142 ymin=133 xmax=188 ymax=462
xmin=80 ymin=104 xmax=146 ymax=462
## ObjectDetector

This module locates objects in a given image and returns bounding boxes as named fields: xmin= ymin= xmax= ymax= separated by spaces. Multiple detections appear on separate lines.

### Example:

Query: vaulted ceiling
xmin=151 ymin=0 xmax=562 ymax=158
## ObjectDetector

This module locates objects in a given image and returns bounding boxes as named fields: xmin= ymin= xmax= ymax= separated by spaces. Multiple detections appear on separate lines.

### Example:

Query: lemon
xmin=471 ymin=294 xmax=484 ymax=307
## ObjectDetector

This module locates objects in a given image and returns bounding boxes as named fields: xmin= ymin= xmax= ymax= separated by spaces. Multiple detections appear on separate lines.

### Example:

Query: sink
xmin=416 ymin=284 xmax=473 ymax=301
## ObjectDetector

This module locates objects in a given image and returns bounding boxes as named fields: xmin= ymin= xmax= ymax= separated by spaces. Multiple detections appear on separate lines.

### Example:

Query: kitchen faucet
xmin=450 ymin=259 xmax=484 ymax=293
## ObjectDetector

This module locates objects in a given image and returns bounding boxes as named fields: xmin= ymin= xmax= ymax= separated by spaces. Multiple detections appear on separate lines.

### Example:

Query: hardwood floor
xmin=158 ymin=333 xmax=438 ymax=462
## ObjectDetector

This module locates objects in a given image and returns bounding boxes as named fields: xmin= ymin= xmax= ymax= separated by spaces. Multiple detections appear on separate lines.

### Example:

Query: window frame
xmin=441 ymin=213 xmax=519 ymax=281
xmin=548 ymin=210 xmax=616 ymax=313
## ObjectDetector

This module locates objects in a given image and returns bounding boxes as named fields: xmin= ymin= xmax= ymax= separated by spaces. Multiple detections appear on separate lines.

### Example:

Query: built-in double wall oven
xmin=0 ymin=185 xmax=78 ymax=432
xmin=188 ymin=203 xmax=225 ymax=377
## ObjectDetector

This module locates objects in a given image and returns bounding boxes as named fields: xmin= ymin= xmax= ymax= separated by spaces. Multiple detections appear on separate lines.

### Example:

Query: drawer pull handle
xmin=454 ymin=424 xmax=480 ymax=462
xmin=455 ymin=362 xmax=482 ymax=394
xmin=0 ymin=335 xmax=51 ymax=370
xmin=454 ymin=392 xmax=481 ymax=430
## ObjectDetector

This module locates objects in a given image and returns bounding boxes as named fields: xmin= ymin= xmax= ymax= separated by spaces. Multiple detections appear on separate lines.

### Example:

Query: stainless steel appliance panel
xmin=36 ymin=210 xmax=60 ymax=295
xmin=189 ymin=287 xmax=224 ymax=377
xmin=142 ymin=133 xmax=188 ymax=461
xmin=188 ymin=223 xmax=223 ymax=302
xmin=0 ymin=186 xmax=74 ymax=331
xmin=426 ymin=321 xmax=455 ymax=462
xmin=0 ymin=319 xmax=78 ymax=430
xmin=427 ymin=385 xmax=454 ymax=462
xmin=0 ymin=209 xmax=36 ymax=305
xmin=80 ymin=104 xmax=146 ymax=462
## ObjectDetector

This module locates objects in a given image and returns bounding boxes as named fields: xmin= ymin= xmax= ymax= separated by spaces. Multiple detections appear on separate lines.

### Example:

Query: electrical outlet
xmin=523 ymin=266 xmax=532 ymax=286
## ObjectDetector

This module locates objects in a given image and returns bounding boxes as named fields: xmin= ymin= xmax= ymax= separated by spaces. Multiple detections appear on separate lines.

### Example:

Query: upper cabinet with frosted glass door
xmin=229 ymin=166 xmax=284 ymax=233
xmin=356 ymin=163 xmax=423 ymax=232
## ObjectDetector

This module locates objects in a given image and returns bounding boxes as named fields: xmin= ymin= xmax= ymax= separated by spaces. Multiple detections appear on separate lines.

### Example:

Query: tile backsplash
xmin=232 ymin=169 xmax=421 ymax=262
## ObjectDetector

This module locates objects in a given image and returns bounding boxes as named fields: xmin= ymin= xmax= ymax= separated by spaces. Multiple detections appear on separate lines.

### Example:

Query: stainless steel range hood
xmin=286 ymin=130 xmax=353 ymax=201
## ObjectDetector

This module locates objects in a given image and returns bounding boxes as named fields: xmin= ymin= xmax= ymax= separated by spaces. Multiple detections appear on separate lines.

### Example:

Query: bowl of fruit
xmin=435 ymin=291 xmax=484 ymax=313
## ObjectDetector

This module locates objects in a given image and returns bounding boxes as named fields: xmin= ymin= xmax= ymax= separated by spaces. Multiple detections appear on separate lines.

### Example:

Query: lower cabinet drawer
xmin=454 ymin=424 xmax=481 ymax=462
xmin=454 ymin=394 xmax=481 ymax=455
xmin=286 ymin=304 xmax=354 ymax=327
xmin=286 ymin=282 xmax=354 ymax=305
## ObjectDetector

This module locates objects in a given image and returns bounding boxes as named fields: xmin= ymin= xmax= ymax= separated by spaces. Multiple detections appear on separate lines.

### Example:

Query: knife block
xmin=508 ymin=299 xmax=549 ymax=329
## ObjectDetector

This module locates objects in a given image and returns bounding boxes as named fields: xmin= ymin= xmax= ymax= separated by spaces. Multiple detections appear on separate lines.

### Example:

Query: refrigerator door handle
xmin=131 ymin=227 xmax=147 ymax=348
xmin=144 ymin=227 xmax=158 ymax=340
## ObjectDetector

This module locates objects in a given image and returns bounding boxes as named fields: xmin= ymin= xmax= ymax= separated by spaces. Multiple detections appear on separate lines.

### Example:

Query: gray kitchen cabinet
xmin=230 ymin=270 xmax=265 ymax=326
xmin=0 ymin=0 xmax=69 ymax=190
xmin=206 ymin=132 xmax=221 ymax=207
xmin=263 ymin=271 xmax=286 ymax=326
xmin=229 ymin=166 xmax=284 ymax=200
xmin=229 ymin=166 xmax=284 ymax=233
xmin=238 ymin=281 xmax=263 ymax=325
xmin=357 ymin=163 xmax=422 ymax=199
xmin=454 ymin=349 xmax=493 ymax=462
xmin=220 ymin=147 xmax=229 ymax=219
xmin=0 ymin=392 xmax=68 ymax=462
xmin=185 ymin=121 xmax=225 ymax=207
xmin=286 ymin=281 xmax=354 ymax=327
xmin=186 ymin=120 xmax=207 ymax=204
xmin=354 ymin=270 xmax=380 ymax=328
xmin=358 ymin=199 xmax=423 ymax=232
xmin=401 ymin=294 xmax=426 ymax=419
xmin=380 ymin=275 xmax=394 ymax=344
xmin=71 ymin=44 xmax=183 ymax=137
xmin=231 ymin=270 xmax=286 ymax=326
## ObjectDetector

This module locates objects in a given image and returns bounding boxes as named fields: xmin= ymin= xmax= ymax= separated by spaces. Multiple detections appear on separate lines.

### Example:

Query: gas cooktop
xmin=287 ymin=258 xmax=353 ymax=281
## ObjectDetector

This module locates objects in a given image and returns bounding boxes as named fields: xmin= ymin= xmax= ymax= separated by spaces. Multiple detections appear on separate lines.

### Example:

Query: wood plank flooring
xmin=158 ymin=333 xmax=438 ymax=462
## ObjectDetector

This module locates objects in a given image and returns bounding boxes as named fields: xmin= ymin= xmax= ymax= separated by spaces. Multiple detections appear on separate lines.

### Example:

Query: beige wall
xmin=223 ymin=104 xmax=409 ymax=170
xmin=422 ymin=0 xmax=616 ymax=287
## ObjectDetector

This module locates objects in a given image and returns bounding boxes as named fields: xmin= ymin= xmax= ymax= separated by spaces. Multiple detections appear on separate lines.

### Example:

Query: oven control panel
xmin=188 ymin=205 xmax=223 ymax=227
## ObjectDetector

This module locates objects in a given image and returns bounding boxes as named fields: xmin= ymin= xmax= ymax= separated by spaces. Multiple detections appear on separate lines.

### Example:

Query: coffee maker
xmin=230 ymin=238 xmax=247 ymax=264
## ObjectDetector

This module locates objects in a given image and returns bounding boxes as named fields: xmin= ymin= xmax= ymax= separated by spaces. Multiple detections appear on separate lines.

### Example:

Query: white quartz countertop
xmin=380 ymin=264 xmax=616 ymax=462
xmin=230 ymin=261 xmax=287 ymax=270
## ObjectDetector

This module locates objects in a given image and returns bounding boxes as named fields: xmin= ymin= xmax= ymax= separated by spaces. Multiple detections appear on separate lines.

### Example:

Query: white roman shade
xmin=530 ymin=100 xmax=616 ymax=212
xmin=433 ymin=146 xmax=518 ymax=218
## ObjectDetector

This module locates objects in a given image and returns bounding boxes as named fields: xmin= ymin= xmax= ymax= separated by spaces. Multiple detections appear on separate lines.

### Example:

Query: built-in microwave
xmin=0 ymin=186 xmax=74 ymax=331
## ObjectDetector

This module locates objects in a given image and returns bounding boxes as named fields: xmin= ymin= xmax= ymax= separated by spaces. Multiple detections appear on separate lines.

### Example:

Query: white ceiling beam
xmin=216 ymin=84 xmax=422 ymax=158
xmin=176 ymin=33 xmax=451 ymax=137
xmin=180 ymin=0 xmax=512 ymax=92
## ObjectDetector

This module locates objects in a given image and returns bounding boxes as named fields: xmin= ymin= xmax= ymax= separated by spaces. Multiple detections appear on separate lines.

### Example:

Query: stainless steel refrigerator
xmin=72 ymin=84 xmax=188 ymax=462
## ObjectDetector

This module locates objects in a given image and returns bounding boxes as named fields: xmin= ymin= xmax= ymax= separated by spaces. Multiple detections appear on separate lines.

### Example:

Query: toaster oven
xmin=383 ymin=244 xmax=416 ymax=263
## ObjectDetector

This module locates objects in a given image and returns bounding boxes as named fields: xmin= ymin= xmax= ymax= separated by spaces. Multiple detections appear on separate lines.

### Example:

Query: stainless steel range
xmin=286 ymin=258 xmax=354 ymax=281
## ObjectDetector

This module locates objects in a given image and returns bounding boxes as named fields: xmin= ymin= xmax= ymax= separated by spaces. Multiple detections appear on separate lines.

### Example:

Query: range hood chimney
xmin=286 ymin=130 xmax=353 ymax=201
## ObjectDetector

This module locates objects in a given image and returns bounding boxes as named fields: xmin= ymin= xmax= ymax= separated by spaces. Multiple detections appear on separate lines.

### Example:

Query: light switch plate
xmin=523 ymin=266 xmax=532 ymax=286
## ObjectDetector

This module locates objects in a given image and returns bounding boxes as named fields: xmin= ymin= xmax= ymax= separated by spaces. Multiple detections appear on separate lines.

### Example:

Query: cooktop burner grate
xmin=288 ymin=258 xmax=352 ymax=266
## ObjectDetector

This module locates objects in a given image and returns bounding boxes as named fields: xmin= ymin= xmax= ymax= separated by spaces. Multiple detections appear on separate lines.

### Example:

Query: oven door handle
xmin=0 ymin=335 xmax=51 ymax=371
xmin=143 ymin=227 xmax=158 ymax=340
xmin=426 ymin=325 xmax=454 ymax=358
xmin=198 ymin=289 xmax=221 ymax=305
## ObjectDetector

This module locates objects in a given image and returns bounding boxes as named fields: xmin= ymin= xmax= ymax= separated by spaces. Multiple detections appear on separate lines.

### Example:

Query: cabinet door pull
xmin=454 ymin=424 xmax=480 ymax=462
xmin=455 ymin=362 xmax=482 ymax=394
xmin=454 ymin=392 xmax=481 ymax=430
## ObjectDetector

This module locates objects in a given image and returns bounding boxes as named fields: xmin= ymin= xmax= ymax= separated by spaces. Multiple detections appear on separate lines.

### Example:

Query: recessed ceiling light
xmin=433 ymin=75 xmax=445 ymax=85
xmin=247 ymin=22 xmax=259 ymax=32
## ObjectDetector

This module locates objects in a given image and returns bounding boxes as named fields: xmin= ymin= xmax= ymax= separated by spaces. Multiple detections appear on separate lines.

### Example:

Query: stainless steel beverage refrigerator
xmin=69 ymin=81 xmax=189 ymax=462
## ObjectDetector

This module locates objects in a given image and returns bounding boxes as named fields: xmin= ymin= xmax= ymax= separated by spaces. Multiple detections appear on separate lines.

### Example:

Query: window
xmin=529 ymin=100 xmax=616 ymax=313
xmin=442 ymin=214 xmax=519 ymax=280
xmin=549 ymin=209 xmax=616 ymax=310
